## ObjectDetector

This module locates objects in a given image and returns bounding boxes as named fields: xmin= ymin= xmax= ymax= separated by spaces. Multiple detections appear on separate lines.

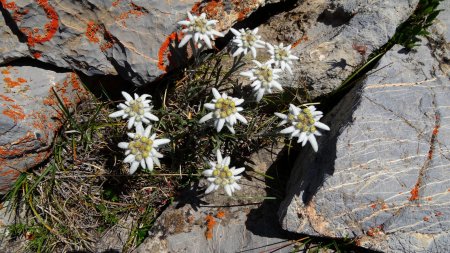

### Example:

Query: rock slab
xmin=279 ymin=5 xmax=450 ymax=252
xmin=0 ymin=0 xmax=268 ymax=86
xmin=0 ymin=66 xmax=87 ymax=194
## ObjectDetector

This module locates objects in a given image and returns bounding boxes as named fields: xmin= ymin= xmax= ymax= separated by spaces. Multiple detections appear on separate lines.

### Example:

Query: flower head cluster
xmin=199 ymin=88 xmax=247 ymax=133
xmin=178 ymin=12 xmax=224 ymax=49
xmin=266 ymin=43 xmax=299 ymax=75
xmin=109 ymin=92 xmax=159 ymax=129
xmin=203 ymin=149 xmax=244 ymax=196
xmin=275 ymin=104 xmax=330 ymax=152
xmin=118 ymin=125 xmax=170 ymax=174
xmin=240 ymin=60 xmax=283 ymax=102
xmin=230 ymin=28 xmax=265 ymax=58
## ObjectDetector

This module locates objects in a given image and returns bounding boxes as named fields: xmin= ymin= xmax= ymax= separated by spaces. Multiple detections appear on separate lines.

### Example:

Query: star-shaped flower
xmin=266 ymin=42 xmax=299 ymax=75
xmin=109 ymin=91 xmax=159 ymax=129
xmin=230 ymin=27 xmax=265 ymax=58
xmin=240 ymin=60 xmax=283 ymax=102
xmin=199 ymin=88 xmax=247 ymax=133
xmin=275 ymin=104 xmax=330 ymax=152
xmin=118 ymin=125 xmax=170 ymax=174
xmin=202 ymin=149 xmax=244 ymax=196
xmin=178 ymin=12 xmax=224 ymax=49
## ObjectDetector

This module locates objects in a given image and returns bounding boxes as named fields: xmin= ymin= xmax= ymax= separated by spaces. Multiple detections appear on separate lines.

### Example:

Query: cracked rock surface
xmin=278 ymin=3 xmax=450 ymax=252
xmin=0 ymin=0 xmax=268 ymax=86
xmin=0 ymin=66 xmax=87 ymax=194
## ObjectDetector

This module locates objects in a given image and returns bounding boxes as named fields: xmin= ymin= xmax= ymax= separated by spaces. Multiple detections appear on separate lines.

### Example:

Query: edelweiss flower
xmin=178 ymin=12 xmax=224 ymax=49
xmin=199 ymin=88 xmax=247 ymax=133
xmin=202 ymin=149 xmax=244 ymax=196
xmin=240 ymin=60 xmax=283 ymax=102
xmin=118 ymin=125 xmax=170 ymax=174
xmin=109 ymin=91 xmax=159 ymax=129
xmin=230 ymin=27 xmax=265 ymax=58
xmin=275 ymin=104 xmax=330 ymax=152
xmin=266 ymin=43 xmax=299 ymax=75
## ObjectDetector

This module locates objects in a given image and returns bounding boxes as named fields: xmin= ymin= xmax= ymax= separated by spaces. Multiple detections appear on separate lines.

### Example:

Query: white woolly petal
xmin=178 ymin=20 xmax=190 ymax=26
xmin=274 ymin=112 xmax=287 ymax=119
xmin=127 ymin=117 xmax=135 ymax=129
xmin=204 ymin=103 xmax=216 ymax=110
xmin=153 ymin=157 xmax=161 ymax=168
xmin=205 ymin=183 xmax=217 ymax=194
xmin=212 ymin=88 xmax=221 ymax=99
xmin=223 ymin=156 xmax=231 ymax=166
xmin=232 ymin=182 xmax=241 ymax=190
xmin=251 ymin=47 xmax=257 ymax=58
xmin=122 ymin=91 xmax=133 ymax=102
xmin=144 ymin=112 xmax=159 ymax=121
xmin=124 ymin=154 xmax=135 ymax=163
xmin=240 ymin=71 xmax=254 ymax=78
xmin=109 ymin=110 xmax=125 ymax=118
xmin=232 ymin=167 xmax=245 ymax=176
xmin=216 ymin=149 xmax=223 ymax=165
xmin=178 ymin=34 xmax=192 ymax=48
xmin=153 ymin=138 xmax=170 ymax=146
xmin=230 ymin=28 xmax=240 ymax=36
xmin=314 ymin=121 xmax=330 ymax=131
xmin=199 ymin=112 xmax=214 ymax=123
xmin=226 ymin=125 xmax=235 ymax=134
xmin=203 ymin=35 xmax=212 ymax=49
xmin=235 ymin=113 xmax=247 ymax=124
xmin=232 ymin=47 xmax=244 ymax=57
xmin=129 ymin=162 xmax=139 ymax=174
xmin=217 ymin=118 xmax=225 ymax=132
xmin=280 ymin=126 xmax=296 ymax=134
xmin=224 ymin=184 xmax=232 ymax=196
xmin=256 ymin=88 xmax=265 ymax=102
xmin=145 ymin=157 xmax=154 ymax=171
xmin=308 ymin=134 xmax=318 ymax=152
xmin=140 ymin=159 xmax=147 ymax=169
xmin=118 ymin=142 xmax=129 ymax=149
xmin=203 ymin=169 xmax=214 ymax=177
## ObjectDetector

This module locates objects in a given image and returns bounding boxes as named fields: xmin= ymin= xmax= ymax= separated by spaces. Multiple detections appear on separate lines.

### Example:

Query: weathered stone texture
xmin=0 ymin=0 xmax=267 ymax=86
xmin=136 ymin=146 xmax=295 ymax=253
xmin=279 ymin=4 xmax=450 ymax=252
xmin=258 ymin=0 xmax=419 ymax=98
xmin=0 ymin=66 xmax=87 ymax=194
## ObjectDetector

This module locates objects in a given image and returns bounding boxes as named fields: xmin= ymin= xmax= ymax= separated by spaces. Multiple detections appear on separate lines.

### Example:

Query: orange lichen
xmin=216 ymin=211 xmax=225 ymax=219
xmin=435 ymin=211 xmax=443 ymax=217
xmin=112 ymin=0 xmax=122 ymax=7
xmin=158 ymin=32 xmax=181 ymax=72
xmin=86 ymin=21 xmax=100 ymax=43
xmin=205 ymin=214 xmax=217 ymax=240
xmin=20 ymin=0 xmax=59 ymax=47
xmin=2 ymin=105 xmax=25 ymax=122
xmin=33 ymin=52 xmax=42 ymax=58
xmin=370 ymin=203 xmax=377 ymax=209
xmin=4 ymin=77 xmax=26 ymax=88
xmin=203 ymin=1 xmax=223 ymax=16
xmin=381 ymin=203 xmax=388 ymax=209
xmin=423 ymin=216 xmax=429 ymax=222
xmin=426 ymin=197 xmax=432 ymax=201
xmin=409 ymin=183 xmax=419 ymax=201
xmin=0 ymin=95 xmax=15 ymax=102
xmin=191 ymin=2 xmax=202 ymax=14
xmin=116 ymin=3 xmax=146 ymax=26
xmin=292 ymin=35 xmax=309 ymax=48
xmin=100 ymin=30 xmax=115 ymax=52
xmin=1 ymin=69 xmax=10 ymax=75
xmin=70 ymin=72 xmax=81 ymax=90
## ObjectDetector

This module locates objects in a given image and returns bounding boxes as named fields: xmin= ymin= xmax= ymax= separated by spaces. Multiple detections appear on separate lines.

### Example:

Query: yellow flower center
xmin=212 ymin=165 xmax=233 ymax=186
xmin=126 ymin=100 xmax=145 ymax=120
xmin=255 ymin=66 xmax=273 ymax=86
xmin=294 ymin=108 xmax=316 ymax=133
xmin=193 ymin=17 xmax=209 ymax=33
xmin=129 ymin=136 xmax=153 ymax=161
xmin=242 ymin=30 xmax=257 ymax=47
xmin=274 ymin=48 xmax=289 ymax=61
xmin=215 ymin=98 xmax=237 ymax=118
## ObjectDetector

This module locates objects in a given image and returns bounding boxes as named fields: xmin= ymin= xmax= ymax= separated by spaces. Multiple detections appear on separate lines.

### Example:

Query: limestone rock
xmin=278 ymin=5 xmax=450 ymax=252
xmin=0 ymin=66 xmax=87 ymax=194
xmin=135 ymin=146 xmax=296 ymax=253
xmin=0 ymin=0 xmax=269 ymax=86
xmin=258 ymin=0 xmax=419 ymax=98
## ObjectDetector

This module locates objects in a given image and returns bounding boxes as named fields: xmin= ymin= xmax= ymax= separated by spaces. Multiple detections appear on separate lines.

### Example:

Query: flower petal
xmin=224 ymin=185 xmax=232 ymax=196
xmin=109 ymin=110 xmax=125 ymax=118
xmin=199 ymin=112 xmax=214 ymax=123
xmin=129 ymin=162 xmax=139 ymax=174
xmin=205 ymin=183 xmax=217 ymax=194
xmin=314 ymin=121 xmax=330 ymax=131
xmin=308 ymin=134 xmax=318 ymax=152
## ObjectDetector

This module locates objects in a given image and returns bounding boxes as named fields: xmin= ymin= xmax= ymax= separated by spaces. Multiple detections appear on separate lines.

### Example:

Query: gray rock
xmin=258 ymin=0 xmax=419 ymax=98
xmin=135 ymin=145 xmax=296 ymax=253
xmin=0 ymin=11 xmax=30 ymax=63
xmin=0 ymin=66 xmax=87 ymax=194
xmin=0 ymin=0 xmax=268 ymax=86
xmin=278 ymin=5 xmax=450 ymax=252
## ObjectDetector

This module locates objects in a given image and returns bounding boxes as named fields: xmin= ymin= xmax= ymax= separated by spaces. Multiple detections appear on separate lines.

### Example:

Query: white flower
xmin=118 ymin=125 xmax=170 ymax=174
xmin=202 ymin=149 xmax=244 ymax=196
xmin=199 ymin=88 xmax=247 ymax=133
xmin=266 ymin=43 xmax=299 ymax=75
xmin=109 ymin=91 xmax=159 ymax=130
xmin=240 ymin=60 xmax=283 ymax=102
xmin=275 ymin=104 xmax=330 ymax=152
xmin=178 ymin=12 xmax=224 ymax=49
xmin=230 ymin=27 xmax=265 ymax=58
